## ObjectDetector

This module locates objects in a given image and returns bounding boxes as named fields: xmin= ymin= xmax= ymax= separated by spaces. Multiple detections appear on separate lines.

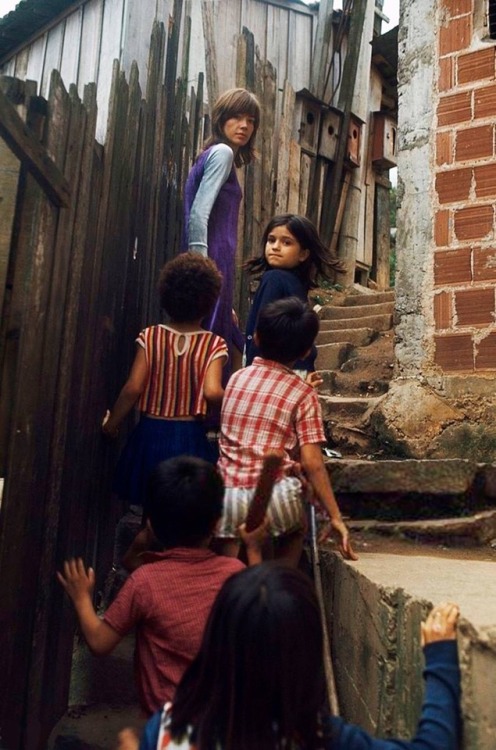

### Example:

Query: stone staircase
xmin=316 ymin=288 xmax=395 ymax=458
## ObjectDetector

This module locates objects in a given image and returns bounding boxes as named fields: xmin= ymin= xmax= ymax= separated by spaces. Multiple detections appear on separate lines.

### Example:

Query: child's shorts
xmin=216 ymin=476 xmax=304 ymax=538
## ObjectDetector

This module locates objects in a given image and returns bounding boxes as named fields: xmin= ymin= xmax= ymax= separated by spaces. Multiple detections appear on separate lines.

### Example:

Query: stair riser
xmin=320 ymin=303 xmax=394 ymax=320
xmin=317 ymin=329 xmax=376 ymax=347
xmin=319 ymin=314 xmax=393 ymax=332
xmin=344 ymin=292 xmax=395 ymax=306
xmin=316 ymin=343 xmax=355 ymax=370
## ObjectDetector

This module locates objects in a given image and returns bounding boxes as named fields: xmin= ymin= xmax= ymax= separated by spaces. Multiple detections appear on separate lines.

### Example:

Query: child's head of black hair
xmin=255 ymin=297 xmax=319 ymax=364
xmin=158 ymin=253 xmax=222 ymax=322
xmin=147 ymin=456 xmax=224 ymax=548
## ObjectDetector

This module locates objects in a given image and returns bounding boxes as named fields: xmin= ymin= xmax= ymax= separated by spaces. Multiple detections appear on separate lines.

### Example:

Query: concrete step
xmin=317 ymin=327 xmax=377 ymax=347
xmin=319 ymin=302 xmax=394 ymax=320
xmin=316 ymin=342 xmax=355 ymax=370
xmin=319 ymin=313 xmax=393 ymax=332
xmin=349 ymin=510 xmax=496 ymax=546
xmin=344 ymin=290 xmax=395 ymax=306
xmin=325 ymin=457 xmax=496 ymax=520
xmin=319 ymin=394 xmax=381 ymax=421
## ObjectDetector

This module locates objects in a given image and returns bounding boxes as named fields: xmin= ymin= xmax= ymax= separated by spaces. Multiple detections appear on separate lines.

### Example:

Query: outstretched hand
xmin=57 ymin=557 xmax=95 ymax=604
xmin=421 ymin=602 xmax=459 ymax=646
xmin=318 ymin=517 xmax=359 ymax=561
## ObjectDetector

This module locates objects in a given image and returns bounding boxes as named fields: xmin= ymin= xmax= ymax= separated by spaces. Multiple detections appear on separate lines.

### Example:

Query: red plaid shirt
xmin=218 ymin=357 xmax=325 ymax=488
xmin=103 ymin=548 xmax=244 ymax=715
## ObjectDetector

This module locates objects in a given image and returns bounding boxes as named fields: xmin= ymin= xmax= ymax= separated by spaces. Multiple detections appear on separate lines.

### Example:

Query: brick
xmin=434 ymin=291 xmax=453 ymax=329
xmin=434 ymin=334 xmax=474 ymax=371
xmin=473 ymin=246 xmax=496 ymax=280
xmin=437 ymin=91 xmax=472 ymax=126
xmin=434 ymin=209 xmax=450 ymax=246
xmin=474 ymin=84 xmax=496 ymax=119
xmin=439 ymin=0 xmax=473 ymax=16
xmin=436 ymin=131 xmax=453 ymax=165
xmin=454 ymin=205 xmax=493 ymax=240
xmin=439 ymin=16 xmax=472 ymax=56
xmin=458 ymin=48 xmax=496 ymax=85
xmin=455 ymin=287 xmax=495 ymax=325
xmin=455 ymin=125 xmax=493 ymax=161
xmin=435 ymin=168 xmax=471 ymax=203
xmin=439 ymin=57 xmax=454 ymax=92
xmin=474 ymin=163 xmax=496 ymax=197
xmin=475 ymin=332 xmax=496 ymax=369
xmin=434 ymin=247 xmax=472 ymax=285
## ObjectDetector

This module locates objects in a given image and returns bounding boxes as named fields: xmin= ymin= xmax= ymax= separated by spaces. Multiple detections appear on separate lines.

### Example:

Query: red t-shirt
xmin=103 ymin=548 xmax=244 ymax=714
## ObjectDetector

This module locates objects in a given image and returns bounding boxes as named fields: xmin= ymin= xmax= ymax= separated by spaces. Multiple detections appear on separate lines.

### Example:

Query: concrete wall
xmin=321 ymin=550 xmax=496 ymax=749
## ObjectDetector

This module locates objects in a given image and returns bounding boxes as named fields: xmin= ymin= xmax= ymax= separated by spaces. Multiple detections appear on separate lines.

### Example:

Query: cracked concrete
xmin=321 ymin=551 xmax=496 ymax=749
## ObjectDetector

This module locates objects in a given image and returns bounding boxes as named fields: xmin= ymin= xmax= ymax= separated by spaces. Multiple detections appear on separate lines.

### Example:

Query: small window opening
xmin=489 ymin=0 xmax=496 ymax=39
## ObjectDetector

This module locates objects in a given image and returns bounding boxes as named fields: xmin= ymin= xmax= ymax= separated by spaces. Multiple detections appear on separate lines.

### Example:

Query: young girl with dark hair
xmin=184 ymin=87 xmax=261 ymax=377
xmin=102 ymin=253 xmax=227 ymax=508
xmin=245 ymin=214 xmax=343 ymax=380
xmin=133 ymin=564 xmax=461 ymax=750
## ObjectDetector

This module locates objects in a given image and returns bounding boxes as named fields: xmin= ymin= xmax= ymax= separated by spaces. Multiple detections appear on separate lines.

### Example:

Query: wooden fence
xmin=0 ymin=5 xmax=346 ymax=747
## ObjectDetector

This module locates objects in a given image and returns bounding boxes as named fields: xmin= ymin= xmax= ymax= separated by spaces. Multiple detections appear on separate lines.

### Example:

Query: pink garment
xmin=103 ymin=548 xmax=244 ymax=715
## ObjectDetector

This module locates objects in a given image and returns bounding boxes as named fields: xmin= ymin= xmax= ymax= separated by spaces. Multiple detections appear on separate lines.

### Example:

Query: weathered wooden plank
xmin=0 ymin=74 xmax=65 ymax=750
xmin=23 ymin=75 xmax=88 ymax=745
xmin=0 ymin=86 xmax=70 ymax=206
xmin=77 ymin=0 xmax=104 ymax=93
xmin=121 ymin=0 xmax=155 ymax=82
xmin=97 ymin=0 xmax=126 ymax=140
xmin=287 ymin=138 xmax=300 ymax=214
xmin=41 ymin=22 xmax=64 ymax=96
xmin=310 ymin=0 xmax=333 ymax=100
xmin=274 ymin=79 xmax=294 ymax=215
xmin=374 ymin=182 xmax=392 ymax=290
xmin=13 ymin=46 xmax=29 ymax=79
xmin=259 ymin=58 xmax=276 ymax=227
xmin=25 ymin=34 xmax=47 ymax=86
xmin=59 ymin=5 xmax=83 ymax=90
xmin=299 ymin=151 xmax=311 ymax=215
xmin=201 ymin=0 xmax=219 ymax=103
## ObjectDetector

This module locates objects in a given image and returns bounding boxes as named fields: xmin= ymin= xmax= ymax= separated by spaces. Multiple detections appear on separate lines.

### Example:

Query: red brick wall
xmin=434 ymin=0 xmax=496 ymax=372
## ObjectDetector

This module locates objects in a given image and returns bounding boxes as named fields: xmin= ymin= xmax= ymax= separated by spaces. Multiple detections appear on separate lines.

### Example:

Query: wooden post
xmin=374 ymin=180 xmax=392 ymax=290
xmin=318 ymin=0 xmax=368 ymax=248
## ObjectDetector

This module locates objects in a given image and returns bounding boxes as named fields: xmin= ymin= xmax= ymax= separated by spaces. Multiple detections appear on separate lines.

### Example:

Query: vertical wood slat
xmin=274 ymin=79 xmax=294 ymax=215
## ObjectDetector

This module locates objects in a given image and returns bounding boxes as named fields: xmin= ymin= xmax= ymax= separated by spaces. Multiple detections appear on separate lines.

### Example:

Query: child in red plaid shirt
xmin=217 ymin=297 xmax=357 ymax=565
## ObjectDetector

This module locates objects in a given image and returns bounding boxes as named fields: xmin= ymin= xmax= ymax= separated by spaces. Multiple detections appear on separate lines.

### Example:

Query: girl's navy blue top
xmin=245 ymin=268 xmax=317 ymax=371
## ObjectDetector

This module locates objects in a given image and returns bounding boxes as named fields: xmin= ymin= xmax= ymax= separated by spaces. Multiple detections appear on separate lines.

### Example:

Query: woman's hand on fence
xmin=421 ymin=602 xmax=460 ymax=646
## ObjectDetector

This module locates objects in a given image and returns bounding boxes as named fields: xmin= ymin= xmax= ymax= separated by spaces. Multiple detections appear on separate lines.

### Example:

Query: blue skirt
xmin=113 ymin=416 xmax=217 ymax=508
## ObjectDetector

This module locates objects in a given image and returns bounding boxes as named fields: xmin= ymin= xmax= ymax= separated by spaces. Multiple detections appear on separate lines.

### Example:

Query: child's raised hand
xmin=306 ymin=371 xmax=323 ymax=389
xmin=421 ymin=602 xmax=460 ymax=646
xmin=57 ymin=558 xmax=95 ymax=603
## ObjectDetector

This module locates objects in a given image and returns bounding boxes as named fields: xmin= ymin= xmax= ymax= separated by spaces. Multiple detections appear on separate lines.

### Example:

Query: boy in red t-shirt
xmin=58 ymin=456 xmax=263 ymax=715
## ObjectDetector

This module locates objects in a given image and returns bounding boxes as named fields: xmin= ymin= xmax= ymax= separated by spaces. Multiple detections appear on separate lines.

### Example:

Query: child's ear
xmin=254 ymin=331 xmax=260 ymax=347
xmin=299 ymin=248 xmax=310 ymax=263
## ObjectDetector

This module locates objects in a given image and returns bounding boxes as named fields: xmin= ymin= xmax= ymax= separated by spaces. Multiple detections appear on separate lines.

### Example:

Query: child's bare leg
xmin=274 ymin=529 xmax=305 ymax=567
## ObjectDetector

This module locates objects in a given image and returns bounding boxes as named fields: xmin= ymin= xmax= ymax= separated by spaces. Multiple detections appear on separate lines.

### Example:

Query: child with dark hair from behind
xmin=57 ymin=456 xmax=264 ymax=717
xmin=216 ymin=296 xmax=357 ymax=565
xmin=102 ymin=253 xmax=228 ymax=512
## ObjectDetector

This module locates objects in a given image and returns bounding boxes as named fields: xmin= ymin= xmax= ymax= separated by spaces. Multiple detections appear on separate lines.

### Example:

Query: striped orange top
xmin=137 ymin=325 xmax=228 ymax=418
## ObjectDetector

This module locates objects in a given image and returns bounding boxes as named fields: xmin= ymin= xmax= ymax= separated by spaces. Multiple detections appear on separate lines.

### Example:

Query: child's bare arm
xmin=300 ymin=443 xmax=358 ymax=561
xmin=203 ymin=357 xmax=225 ymax=407
xmin=102 ymin=347 xmax=148 ymax=437
xmin=57 ymin=558 xmax=122 ymax=654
